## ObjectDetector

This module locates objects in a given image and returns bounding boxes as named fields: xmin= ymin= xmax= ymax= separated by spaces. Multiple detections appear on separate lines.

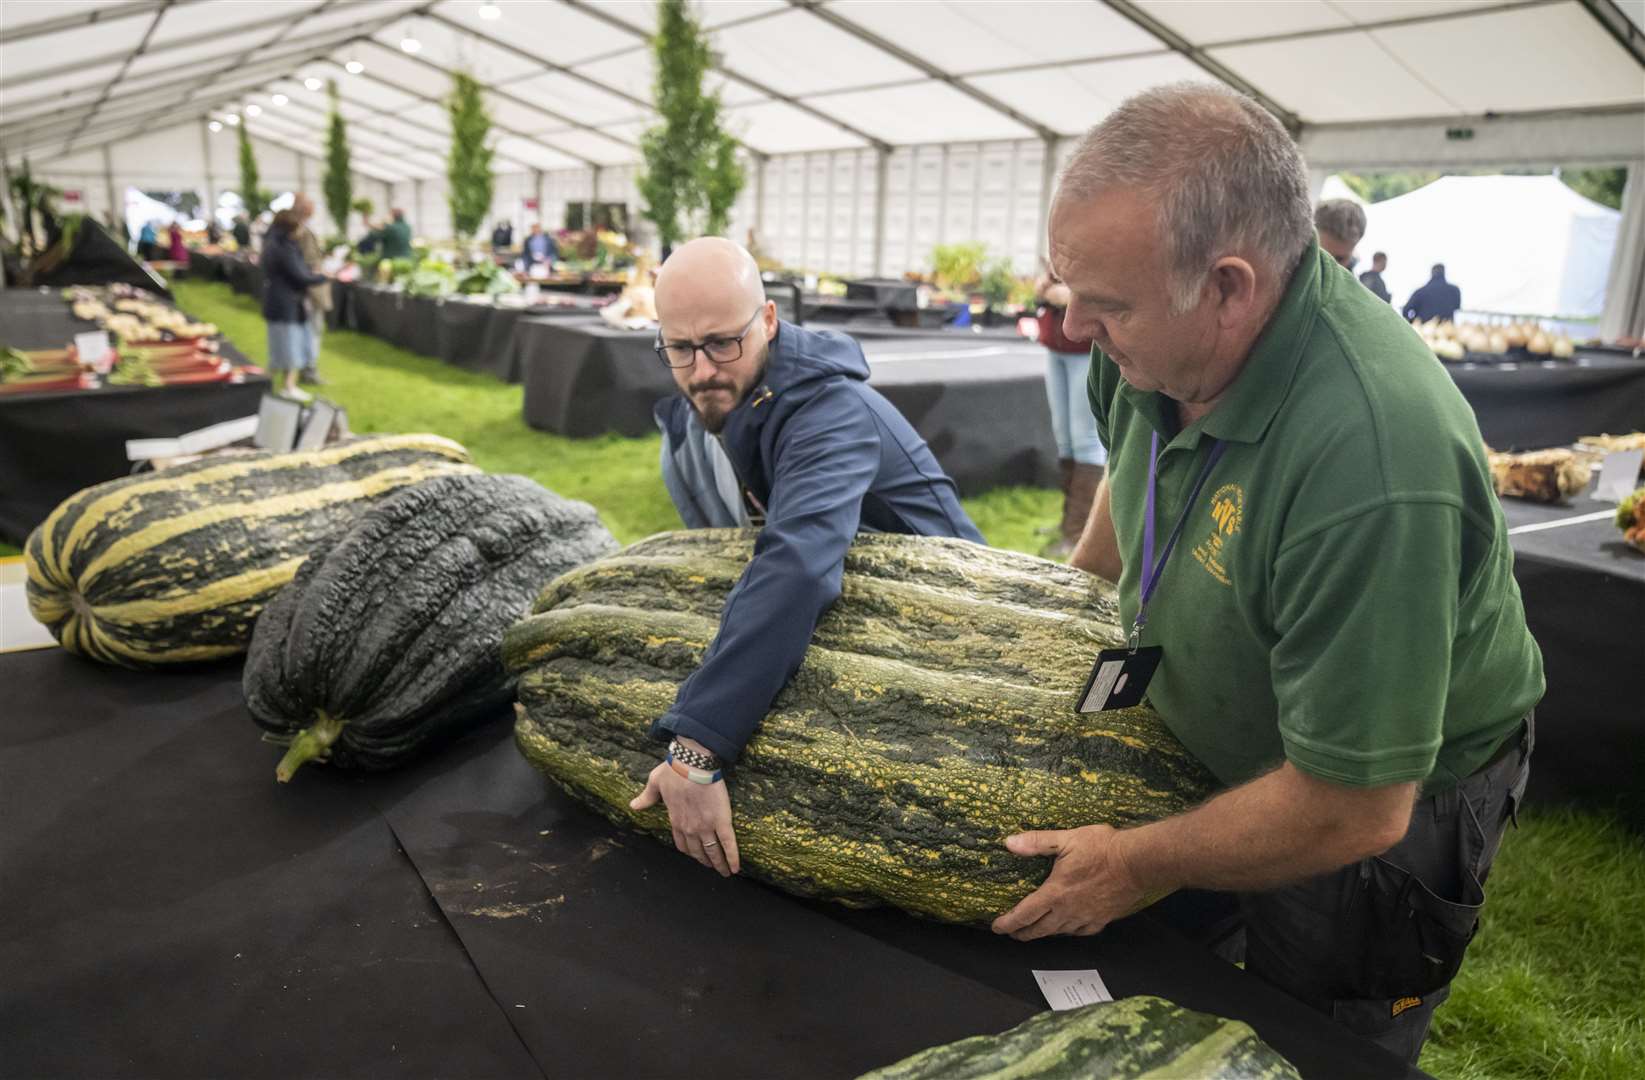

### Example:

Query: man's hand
xmin=990 ymin=824 xmax=1147 ymax=941
xmin=630 ymin=761 xmax=741 ymax=877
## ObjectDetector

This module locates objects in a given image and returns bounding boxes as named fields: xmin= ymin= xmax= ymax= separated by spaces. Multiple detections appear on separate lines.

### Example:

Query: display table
xmin=517 ymin=318 xmax=1059 ymax=492
xmin=1447 ymin=353 xmax=1645 ymax=449
xmin=0 ymin=290 xmax=268 ymax=545
xmin=1502 ymin=485 xmax=1644 ymax=825
xmin=1 ymin=648 xmax=1421 ymax=1079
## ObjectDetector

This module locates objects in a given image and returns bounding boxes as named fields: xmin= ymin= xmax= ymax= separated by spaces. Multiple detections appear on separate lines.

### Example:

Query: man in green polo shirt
xmin=990 ymin=83 xmax=1542 ymax=1064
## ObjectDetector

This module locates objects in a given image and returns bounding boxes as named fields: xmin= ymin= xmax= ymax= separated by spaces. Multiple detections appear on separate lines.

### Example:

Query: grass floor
xmin=58 ymin=281 xmax=1645 ymax=1077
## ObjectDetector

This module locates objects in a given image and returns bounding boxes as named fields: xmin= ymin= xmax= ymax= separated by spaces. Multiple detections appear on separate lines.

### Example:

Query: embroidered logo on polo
xmin=1191 ymin=483 xmax=1243 ymax=586
xmin=1391 ymin=995 xmax=1423 ymax=1018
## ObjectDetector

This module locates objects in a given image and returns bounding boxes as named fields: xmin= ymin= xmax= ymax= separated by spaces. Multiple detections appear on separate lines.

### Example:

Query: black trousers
xmin=1240 ymin=715 xmax=1535 ymax=1064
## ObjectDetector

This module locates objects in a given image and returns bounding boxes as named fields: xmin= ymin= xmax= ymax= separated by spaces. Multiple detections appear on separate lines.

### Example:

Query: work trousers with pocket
xmin=1240 ymin=714 xmax=1534 ymax=1064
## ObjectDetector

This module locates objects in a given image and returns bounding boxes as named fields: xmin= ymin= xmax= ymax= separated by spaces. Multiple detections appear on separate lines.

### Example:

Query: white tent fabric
xmin=1 ymin=0 xmax=1641 ymax=281
xmin=1358 ymin=175 xmax=1621 ymax=319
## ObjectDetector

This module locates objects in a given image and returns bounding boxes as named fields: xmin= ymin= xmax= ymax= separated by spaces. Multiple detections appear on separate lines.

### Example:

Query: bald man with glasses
xmin=631 ymin=237 xmax=983 ymax=878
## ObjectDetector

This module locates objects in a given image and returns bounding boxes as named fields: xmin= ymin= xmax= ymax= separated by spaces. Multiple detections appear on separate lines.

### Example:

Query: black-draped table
xmin=517 ymin=318 xmax=1060 ymax=493
xmin=0 ymin=289 xmax=268 ymax=545
xmin=1447 ymin=352 xmax=1645 ymax=449
xmin=1 ymin=648 xmax=1421 ymax=1080
xmin=1501 ymin=483 xmax=1645 ymax=825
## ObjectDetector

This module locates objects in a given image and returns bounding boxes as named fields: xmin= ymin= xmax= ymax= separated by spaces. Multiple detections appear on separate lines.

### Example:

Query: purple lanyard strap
xmin=1133 ymin=430 xmax=1228 ymax=649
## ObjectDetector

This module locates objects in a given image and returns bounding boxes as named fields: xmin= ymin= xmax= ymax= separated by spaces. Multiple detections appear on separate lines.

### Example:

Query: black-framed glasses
xmin=655 ymin=310 xmax=762 ymax=369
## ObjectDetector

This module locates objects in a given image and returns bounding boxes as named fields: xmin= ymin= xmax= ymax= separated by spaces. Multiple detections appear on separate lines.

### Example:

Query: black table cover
xmin=1502 ymin=484 xmax=1645 ymax=826
xmin=517 ymin=318 xmax=1060 ymax=493
xmin=2 ymin=648 xmax=1421 ymax=1079
xmin=1448 ymin=353 xmax=1645 ymax=449
xmin=0 ymin=290 xmax=268 ymax=545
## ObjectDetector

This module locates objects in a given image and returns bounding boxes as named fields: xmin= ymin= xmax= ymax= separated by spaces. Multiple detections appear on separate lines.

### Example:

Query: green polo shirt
xmin=1088 ymin=241 xmax=1542 ymax=790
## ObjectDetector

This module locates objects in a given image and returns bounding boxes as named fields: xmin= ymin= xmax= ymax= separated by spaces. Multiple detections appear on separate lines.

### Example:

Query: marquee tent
xmin=2 ymin=0 xmax=1643 ymax=325
xmin=1359 ymin=174 xmax=1622 ymax=319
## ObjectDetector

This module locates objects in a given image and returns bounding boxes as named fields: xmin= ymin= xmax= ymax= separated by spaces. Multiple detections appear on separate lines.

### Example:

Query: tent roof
xmin=3 ymin=0 xmax=1642 ymax=179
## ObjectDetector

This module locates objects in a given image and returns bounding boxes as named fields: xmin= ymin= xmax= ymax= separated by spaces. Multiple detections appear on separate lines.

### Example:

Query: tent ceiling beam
xmin=421 ymin=10 xmax=770 ymax=158
xmin=63 ymin=2 xmax=175 ymax=148
xmin=1300 ymin=104 xmax=1645 ymax=169
xmin=1100 ymin=0 xmax=1302 ymax=134
xmin=18 ymin=2 xmax=430 ymax=161
xmin=276 ymin=89 xmax=542 ymax=175
xmin=558 ymin=0 xmax=889 ymax=152
xmin=1189 ymin=0 xmax=1562 ymax=50
xmin=1577 ymin=0 xmax=1645 ymax=69
xmin=354 ymin=37 xmax=635 ymax=152
xmin=7 ymin=49 xmax=338 ymax=156
xmin=0 ymin=5 xmax=320 ymax=90
xmin=787 ymin=0 xmax=1057 ymax=142
xmin=1 ymin=8 xmax=419 ymax=138
xmin=0 ymin=0 xmax=187 ymax=45
xmin=343 ymin=64 xmax=600 ymax=169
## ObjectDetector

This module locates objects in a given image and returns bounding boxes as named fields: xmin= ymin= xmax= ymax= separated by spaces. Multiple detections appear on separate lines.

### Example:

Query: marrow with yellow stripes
xmin=245 ymin=473 xmax=618 ymax=782
xmin=24 ymin=434 xmax=476 ymax=667
xmin=504 ymin=529 xmax=1216 ymax=924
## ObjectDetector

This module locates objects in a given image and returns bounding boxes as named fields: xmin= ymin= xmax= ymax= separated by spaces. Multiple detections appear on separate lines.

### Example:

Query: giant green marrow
xmin=505 ymin=529 xmax=1216 ymax=924
xmin=857 ymin=996 xmax=1301 ymax=1079
xmin=246 ymin=473 xmax=618 ymax=781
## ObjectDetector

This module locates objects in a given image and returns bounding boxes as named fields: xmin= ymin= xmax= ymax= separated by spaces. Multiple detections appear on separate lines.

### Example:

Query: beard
xmin=687 ymin=354 xmax=767 ymax=434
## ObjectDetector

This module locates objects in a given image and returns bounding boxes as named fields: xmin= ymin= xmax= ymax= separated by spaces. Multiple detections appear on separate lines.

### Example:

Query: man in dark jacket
xmin=1359 ymin=251 xmax=1391 ymax=303
xmin=630 ymin=237 xmax=983 ymax=877
xmin=1403 ymin=264 xmax=1463 ymax=323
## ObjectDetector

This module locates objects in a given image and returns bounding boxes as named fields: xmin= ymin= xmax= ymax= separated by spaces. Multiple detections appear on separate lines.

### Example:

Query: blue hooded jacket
xmin=653 ymin=319 xmax=983 ymax=760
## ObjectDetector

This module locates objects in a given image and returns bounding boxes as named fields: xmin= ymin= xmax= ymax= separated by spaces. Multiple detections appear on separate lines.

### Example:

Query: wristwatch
xmin=667 ymin=738 xmax=724 ymax=784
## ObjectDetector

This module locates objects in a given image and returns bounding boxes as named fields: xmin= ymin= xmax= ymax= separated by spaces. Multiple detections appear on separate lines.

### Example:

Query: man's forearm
xmin=1069 ymin=474 xmax=1122 ymax=582
xmin=1114 ymin=763 xmax=1416 ymax=894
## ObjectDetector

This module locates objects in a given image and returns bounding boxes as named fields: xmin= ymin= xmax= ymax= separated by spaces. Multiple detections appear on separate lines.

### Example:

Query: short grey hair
xmin=1315 ymin=199 xmax=1366 ymax=247
xmin=1055 ymin=82 xmax=1314 ymax=313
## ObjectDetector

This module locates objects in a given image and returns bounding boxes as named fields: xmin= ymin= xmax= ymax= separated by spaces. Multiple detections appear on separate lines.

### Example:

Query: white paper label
xmin=75 ymin=331 xmax=111 ymax=364
xmin=1032 ymin=969 xmax=1114 ymax=1011
xmin=1595 ymin=448 xmax=1645 ymax=503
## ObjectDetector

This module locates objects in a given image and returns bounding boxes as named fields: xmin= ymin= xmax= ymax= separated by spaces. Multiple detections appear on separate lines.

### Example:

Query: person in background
xmin=1359 ymin=251 xmax=1391 ymax=303
xmin=522 ymin=222 xmax=557 ymax=268
xmin=379 ymin=208 xmax=413 ymax=259
xmin=167 ymin=222 xmax=187 ymax=263
xmin=292 ymin=193 xmax=330 ymax=387
xmin=231 ymin=214 xmax=251 ymax=250
xmin=259 ymin=208 xmax=328 ymax=403
xmin=137 ymin=220 xmax=158 ymax=260
xmin=1314 ymin=198 xmax=1366 ymax=271
xmin=1033 ymin=268 xmax=1107 ymax=557
xmin=1404 ymin=264 xmax=1463 ymax=324
xmin=205 ymin=219 xmax=222 ymax=245
xmin=491 ymin=219 xmax=514 ymax=252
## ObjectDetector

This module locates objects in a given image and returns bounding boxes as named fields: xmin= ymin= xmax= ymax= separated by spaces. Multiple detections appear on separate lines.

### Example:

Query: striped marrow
xmin=857 ymin=996 xmax=1301 ymax=1079
xmin=505 ymin=530 xmax=1216 ymax=924
xmin=245 ymin=474 xmax=618 ymax=781
xmin=24 ymin=434 xmax=476 ymax=667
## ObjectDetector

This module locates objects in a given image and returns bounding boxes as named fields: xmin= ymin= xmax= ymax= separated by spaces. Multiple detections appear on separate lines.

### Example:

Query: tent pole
xmin=872 ymin=148 xmax=888 ymax=279
xmin=199 ymin=118 xmax=216 ymax=231
xmin=101 ymin=144 xmax=119 ymax=236
xmin=1599 ymin=161 xmax=1645 ymax=341
xmin=1036 ymin=135 xmax=1058 ymax=267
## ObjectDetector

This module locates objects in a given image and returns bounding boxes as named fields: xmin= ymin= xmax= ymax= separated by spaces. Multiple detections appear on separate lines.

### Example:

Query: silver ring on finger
xmin=703 ymin=839 xmax=720 ymax=848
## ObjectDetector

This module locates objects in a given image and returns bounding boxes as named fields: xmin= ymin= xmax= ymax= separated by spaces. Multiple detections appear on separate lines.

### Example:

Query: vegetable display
xmin=24 ymin=434 xmax=476 ymax=667
xmin=1617 ymin=488 xmax=1645 ymax=553
xmin=245 ymin=474 xmax=618 ymax=782
xmin=1487 ymin=448 xmax=1593 ymax=503
xmin=856 ymin=997 xmax=1301 ymax=1080
xmin=506 ymin=530 xmax=1215 ymax=924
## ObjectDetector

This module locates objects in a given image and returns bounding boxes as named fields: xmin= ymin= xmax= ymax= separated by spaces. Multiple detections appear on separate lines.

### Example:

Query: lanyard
xmin=1131 ymin=430 xmax=1227 ymax=650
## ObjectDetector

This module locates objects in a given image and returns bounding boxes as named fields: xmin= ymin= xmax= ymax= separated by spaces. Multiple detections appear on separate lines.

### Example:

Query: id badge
xmin=1076 ymin=646 xmax=1163 ymax=713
